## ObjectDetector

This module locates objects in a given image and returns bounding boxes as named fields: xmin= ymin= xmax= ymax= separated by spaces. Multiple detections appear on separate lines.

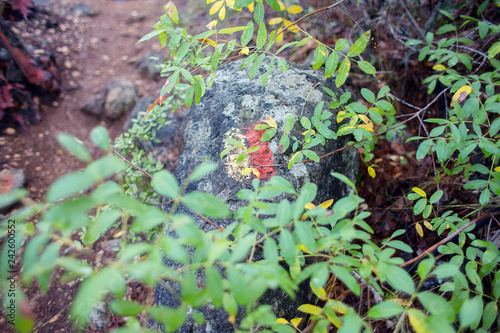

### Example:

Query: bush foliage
xmin=1 ymin=0 xmax=500 ymax=332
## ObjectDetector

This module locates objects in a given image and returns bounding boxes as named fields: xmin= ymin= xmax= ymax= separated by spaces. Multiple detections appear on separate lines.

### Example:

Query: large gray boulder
xmin=155 ymin=56 xmax=358 ymax=331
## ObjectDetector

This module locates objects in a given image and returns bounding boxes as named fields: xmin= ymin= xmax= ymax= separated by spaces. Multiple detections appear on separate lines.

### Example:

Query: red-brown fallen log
xmin=0 ymin=16 xmax=60 ymax=93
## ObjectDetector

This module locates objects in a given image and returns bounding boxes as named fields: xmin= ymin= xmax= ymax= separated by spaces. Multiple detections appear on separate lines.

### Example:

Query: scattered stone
xmin=103 ymin=78 xmax=137 ymax=119
xmin=137 ymin=51 xmax=166 ymax=81
xmin=0 ymin=169 xmax=25 ymax=194
xmin=81 ymin=78 xmax=137 ymax=120
xmin=88 ymin=301 xmax=110 ymax=330
xmin=155 ymin=56 xmax=358 ymax=332
xmin=70 ymin=3 xmax=99 ymax=17
xmin=4 ymin=128 xmax=16 ymax=135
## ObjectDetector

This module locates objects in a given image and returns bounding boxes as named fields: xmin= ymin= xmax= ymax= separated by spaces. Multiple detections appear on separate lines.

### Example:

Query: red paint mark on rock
xmin=244 ymin=122 xmax=275 ymax=180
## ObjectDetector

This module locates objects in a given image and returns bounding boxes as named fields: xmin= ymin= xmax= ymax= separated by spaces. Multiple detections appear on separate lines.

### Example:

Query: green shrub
xmin=1 ymin=1 xmax=499 ymax=332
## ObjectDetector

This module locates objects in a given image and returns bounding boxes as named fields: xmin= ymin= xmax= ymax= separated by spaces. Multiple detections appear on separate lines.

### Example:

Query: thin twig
xmin=399 ymin=0 xmax=426 ymax=41
xmin=111 ymin=148 xmax=153 ymax=179
xmin=400 ymin=212 xmax=495 ymax=269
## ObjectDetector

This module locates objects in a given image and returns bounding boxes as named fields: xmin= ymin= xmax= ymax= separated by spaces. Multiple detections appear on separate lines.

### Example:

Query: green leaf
xmin=254 ymin=0 xmax=264 ymax=22
xmin=385 ymin=264 xmax=415 ymax=294
xmin=335 ymin=57 xmax=350 ymax=87
xmin=488 ymin=41 xmax=500 ymax=59
xmin=482 ymin=301 xmax=498 ymax=329
xmin=261 ymin=127 xmax=277 ymax=142
xmin=148 ymin=304 xmax=187 ymax=332
xmin=241 ymin=21 xmax=254 ymax=46
xmin=361 ymin=88 xmax=375 ymax=103
xmin=57 ymin=133 xmax=92 ymax=162
xmin=416 ymin=139 xmax=432 ymax=160
xmin=413 ymin=198 xmax=427 ymax=215
xmin=460 ymin=295 xmax=483 ymax=329
xmin=436 ymin=24 xmax=456 ymax=35
xmin=288 ymin=151 xmax=302 ymax=169
xmin=331 ymin=172 xmax=355 ymax=190
xmin=284 ymin=115 xmax=295 ymax=133
xmin=325 ymin=51 xmax=339 ymax=78
xmin=256 ymin=22 xmax=267 ymax=50
xmin=417 ymin=256 xmax=435 ymax=279
xmin=234 ymin=0 xmax=254 ymax=9
xmin=330 ymin=266 xmax=360 ymax=296
xmin=312 ymin=44 xmax=327 ymax=70
xmin=71 ymin=267 xmax=126 ymax=328
xmin=182 ymin=192 xmax=231 ymax=218
xmin=303 ymin=150 xmax=320 ymax=162
xmin=347 ymin=31 xmax=371 ymax=57
xmin=90 ymin=126 xmax=110 ymax=151
xmin=260 ymin=56 xmax=275 ymax=86
xmin=249 ymin=53 xmax=266 ymax=79
xmin=218 ymin=26 xmax=249 ymax=34
xmin=418 ymin=292 xmax=455 ymax=323
xmin=206 ymin=266 xmax=224 ymax=308
xmin=358 ymin=60 xmax=376 ymax=74
xmin=264 ymin=237 xmax=279 ymax=263
xmin=386 ymin=240 xmax=413 ymax=253
xmin=0 ymin=188 xmax=28 ymax=209
xmin=46 ymin=172 xmax=92 ymax=202
xmin=188 ymin=162 xmax=218 ymax=182
xmin=335 ymin=38 xmax=349 ymax=50
xmin=479 ymin=188 xmax=491 ymax=205
xmin=432 ymin=262 xmax=458 ymax=278
xmin=265 ymin=0 xmax=281 ymax=11
xmin=366 ymin=301 xmax=404 ymax=319
xmin=109 ymin=300 xmax=144 ymax=316
xmin=152 ymin=170 xmax=180 ymax=199
xmin=280 ymin=229 xmax=296 ymax=267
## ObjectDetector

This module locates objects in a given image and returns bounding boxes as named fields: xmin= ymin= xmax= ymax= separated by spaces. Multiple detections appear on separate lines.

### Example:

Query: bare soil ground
xmin=1 ymin=0 xmax=181 ymax=331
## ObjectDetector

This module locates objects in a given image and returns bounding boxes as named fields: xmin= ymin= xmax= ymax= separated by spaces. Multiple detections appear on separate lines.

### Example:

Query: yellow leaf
xmin=367 ymin=166 xmax=376 ymax=178
xmin=275 ymin=318 xmax=289 ymax=325
xmin=269 ymin=17 xmax=284 ymax=25
xmin=283 ymin=19 xmax=299 ymax=33
xmin=228 ymin=314 xmax=236 ymax=323
xmin=290 ymin=318 xmax=302 ymax=327
xmin=424 ymin=220 xmax=433 ymax=230
xmin=298 ymin=304 xmax=322 ymax=315
xmin=300 ymin=244 xmax=312 ymax=254
xmin=358 ymin=124 xmax=374 ymax=132
xmin=337 ymin=111 xmax=347 ymax=123
xmin=407 ymin=309 xmax=429 ymax=333
xmin=207 ymin=0 xmax=216 ymax=4
xmin=302 ymin=129 xmax=316 ymax=135
xmin=415 ymin=222 xmax=424 ymax=237
xmin=226 ymin=0 xmax=235 ymax=8
xmin=329 ymin=300 xmax=347 ymax=314
xmin=305 ymin=202 xmax=315 ymax=210
xmin=206 ymin=19 xmax=218 ymax=30
xmin=209 ymin=1 xmax=224 ymax=15
xmin=310 ymin=282 xmax=327 ymax=299
xmin=276 ymin=29 xmax=284 ymax=44
xmin=263 ymin=114 xmax=278 ymax=128
xmin=412 ymin=187 xmax=427 ymax=198
xmin=432 ymin=64 xmax=447 ymax=71
xmin=451 ymin=85 xmax=472 ymax=107
xmin=248 ymin=1 xmax=254 ymax=12
xmin=495 ymin=166 xmax=500 ymax=172
xmin=242 ymin=168 xmax=252 ymax=175
xmin=326 ymin=312 xmax=341 ymax=328
xmin=287 ymin=5 xmax=303 ymax=14
xmin=359 ymin=114 xmax=372 ymax=126
xmin=388 ymin=298 xmax=411 ymax=306
xmin=239 ymin=46 xmax=250 ymax=55
xmin=319 ymin=199 xmax=334 ymax=209
xmin=277 ymin=0 xmax=285 ymax=10
xmin=219 ymin=5 xmax=226 ymax=20
xmin=197 ymin=38 xmax=217 ymax=47
xmin=252 ymin=168 xmax=260 ymax=178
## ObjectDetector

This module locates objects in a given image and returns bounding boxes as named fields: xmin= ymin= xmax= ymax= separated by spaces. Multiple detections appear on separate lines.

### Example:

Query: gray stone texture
xmin=155 ymin=56 xmax=358 ymax=332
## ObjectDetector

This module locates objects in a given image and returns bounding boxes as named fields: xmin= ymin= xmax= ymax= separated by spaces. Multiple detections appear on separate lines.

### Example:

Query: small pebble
xmin=5 ymin=128 xmax=16 ymax=135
